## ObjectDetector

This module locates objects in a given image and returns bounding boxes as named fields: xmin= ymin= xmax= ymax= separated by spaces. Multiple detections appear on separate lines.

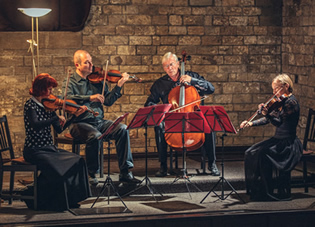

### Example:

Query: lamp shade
xmin=18 ymin=8 xmax=51 ymax=17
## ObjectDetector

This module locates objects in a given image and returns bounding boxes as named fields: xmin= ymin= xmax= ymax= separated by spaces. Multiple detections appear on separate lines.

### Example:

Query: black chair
xmin=300 ymin=108 xmax=315 ymax=193
xmin=0 ymin=115 xmax=38 ymax=209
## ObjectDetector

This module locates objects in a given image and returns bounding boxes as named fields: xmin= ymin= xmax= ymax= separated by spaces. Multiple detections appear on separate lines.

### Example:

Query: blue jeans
xmin=69 ymin=119 xmax=134 ymax=175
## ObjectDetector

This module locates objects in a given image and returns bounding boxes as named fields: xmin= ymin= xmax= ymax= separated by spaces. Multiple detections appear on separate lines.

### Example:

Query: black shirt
xmin=144 ymin=70 xmax=215 ymax=106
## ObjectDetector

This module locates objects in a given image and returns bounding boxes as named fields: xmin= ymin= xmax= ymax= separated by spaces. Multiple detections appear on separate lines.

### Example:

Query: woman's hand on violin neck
xmin=90 ymin=94 xmax=104 ymax=103
xmin=117 ymin=72 xmax=129 ymax=87
xmin=180 ymin=75 xmax=192 ymax=84
xmin=58 ymin=115 xmax=66 ymax=127
xmin=74 ymin=106 xmax=88 ymax=117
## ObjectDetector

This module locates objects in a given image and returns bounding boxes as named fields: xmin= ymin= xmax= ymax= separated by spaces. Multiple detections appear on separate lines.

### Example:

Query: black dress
xmin=23 ymin=97 xmax=91 ymax=211
xmin=244 ymin=95 xmax=302 ymax=201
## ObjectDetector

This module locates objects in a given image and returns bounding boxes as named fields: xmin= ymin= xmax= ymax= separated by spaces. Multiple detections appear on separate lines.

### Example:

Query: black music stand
xmin=91 ymin=113 xmax=129 ymax=210
xmin=124 ymin=104 xmax=172 ymax=200
xmin=199 ymin=106 xmax=244 ymax=203
xmin=164 ymin=111 xmax=210 ymax=198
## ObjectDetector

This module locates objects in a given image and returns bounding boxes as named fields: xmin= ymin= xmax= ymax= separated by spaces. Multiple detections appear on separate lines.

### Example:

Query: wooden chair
xmin=0 ymin=115 xmax=38 ymax=209
xmin=300 ymin=108 xmax=315 ymax=192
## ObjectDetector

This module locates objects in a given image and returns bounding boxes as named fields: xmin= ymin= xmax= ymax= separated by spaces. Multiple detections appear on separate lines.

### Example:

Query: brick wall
xmin=282 ymin=0 xmax=315 ymax=150
xmin=0 ymin=0 xmax=312 ymax=157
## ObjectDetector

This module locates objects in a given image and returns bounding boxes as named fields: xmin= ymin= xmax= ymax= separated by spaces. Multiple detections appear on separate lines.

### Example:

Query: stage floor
xmin=1 ymin=156 xmax=315 ymax=226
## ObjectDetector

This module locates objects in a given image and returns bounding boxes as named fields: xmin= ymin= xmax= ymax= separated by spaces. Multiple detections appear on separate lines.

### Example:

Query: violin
xmin=87 ymin=66 xmax=142 ymax=84
xmin=238 ymin=90 xmax=288 ymax=131
xmin=42 ymin=94 xmax=99 ymax=116
xmin=263 ymin=94 xmax=288 ymax=113
xmin=164 ymin=51 xmax=205 ymax=152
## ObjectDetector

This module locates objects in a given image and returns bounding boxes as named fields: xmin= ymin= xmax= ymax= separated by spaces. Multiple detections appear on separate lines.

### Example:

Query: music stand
xmin=91 ymin=113 xmax=129 ymax=210
xmin=164 ymin=111 xmax=211 ymax=198
xmin=124 ymin=104 xmax=172 ymax=200
xmin=199 ymin=106 xmax=244 ymax=203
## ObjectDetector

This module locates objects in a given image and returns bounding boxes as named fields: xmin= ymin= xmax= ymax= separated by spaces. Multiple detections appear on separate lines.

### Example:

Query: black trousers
xmin=154 ymin=121 xmax=216 ymax=169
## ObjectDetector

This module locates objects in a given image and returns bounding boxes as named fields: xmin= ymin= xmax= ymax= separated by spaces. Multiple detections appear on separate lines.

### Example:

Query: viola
xmin=164 ymin=51 xmax=205 ymax=152
xmin=42 ymin=94 xmax=99 ymax=116
xmin=87 ymin=66 xmax=142 ymax=84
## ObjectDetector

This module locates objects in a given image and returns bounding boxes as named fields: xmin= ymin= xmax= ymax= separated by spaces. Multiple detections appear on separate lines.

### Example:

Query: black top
xmin=62 ymin=72 xmax=122 ymax=123
xmin=144 ymin=70 xmax=215 ymax=106
xmin=23 ymin=97 xmax=73 ymax=148
xmin=252 ymin=95 xmax=300 ymax=139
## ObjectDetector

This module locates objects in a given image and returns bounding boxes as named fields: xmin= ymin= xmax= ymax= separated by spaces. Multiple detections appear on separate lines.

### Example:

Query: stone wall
xmin=0 ymin=0 xmax=312 ymax=157
xmin=282 ymin=0 xmax=315 ymax=150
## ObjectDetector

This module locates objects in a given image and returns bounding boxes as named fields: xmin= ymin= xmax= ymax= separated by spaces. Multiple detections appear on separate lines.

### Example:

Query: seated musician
xmin=144 ymin=52 xmax=219 ymax=177
xmin=62 ymin=50 xmax=140 ymax=185
xmin=23 ymin=73 xmax=90 ymax=211
xmin=240 ymin=74 xmax=303 ymax=201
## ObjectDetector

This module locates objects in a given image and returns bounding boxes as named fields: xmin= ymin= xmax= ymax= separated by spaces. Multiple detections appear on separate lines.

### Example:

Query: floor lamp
xmin=18 ymin=8 xmax=51 ymax=79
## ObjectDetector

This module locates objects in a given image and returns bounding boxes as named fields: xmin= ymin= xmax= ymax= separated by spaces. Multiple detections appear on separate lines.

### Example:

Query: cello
xmin=164 ymin=51 xmax=205 ymax=151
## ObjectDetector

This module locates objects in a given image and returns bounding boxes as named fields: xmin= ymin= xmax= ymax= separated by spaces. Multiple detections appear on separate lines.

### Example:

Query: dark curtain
xmin=0 ymin=0 xmax=91 ymax=31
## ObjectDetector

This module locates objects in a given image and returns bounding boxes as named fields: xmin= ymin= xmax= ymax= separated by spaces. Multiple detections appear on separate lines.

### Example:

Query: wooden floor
xmin=1 ymin=156 xmax=315 ymax=227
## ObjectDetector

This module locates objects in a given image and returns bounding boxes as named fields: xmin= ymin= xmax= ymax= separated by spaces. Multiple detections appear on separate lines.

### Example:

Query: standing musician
xmin=23 ymin=73 xmax=90 ymax=211
xmin=144 ymin=52 xmax=219 ymax=177
xmin=240 ymin=74 xmax=302 ymax=201
xmin=62 ymin=50 xmax=140 ymax=185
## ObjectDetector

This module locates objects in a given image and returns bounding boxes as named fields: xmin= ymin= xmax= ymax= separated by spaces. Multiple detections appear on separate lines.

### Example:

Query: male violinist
xmin=62 ymin=50 xmax=140 ymax=185
xmin=144 ymin=52 xmax=219 ymax=177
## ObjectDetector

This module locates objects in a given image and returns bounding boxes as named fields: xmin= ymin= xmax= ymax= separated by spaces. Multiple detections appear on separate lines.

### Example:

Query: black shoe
xmin=155 ymin=168 xmax=168 ymax=177
xmin=119 ymin=171 xmax=141 ymax=184
xmin=208 ymin=163 xmax=220 ymax=176
xmin=88 ymin=173 xmax=99 ymax=186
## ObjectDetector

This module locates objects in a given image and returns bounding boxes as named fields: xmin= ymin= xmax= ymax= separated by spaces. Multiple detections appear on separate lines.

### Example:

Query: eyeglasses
xmin=163 ymin=62 xmax=177 ymax=69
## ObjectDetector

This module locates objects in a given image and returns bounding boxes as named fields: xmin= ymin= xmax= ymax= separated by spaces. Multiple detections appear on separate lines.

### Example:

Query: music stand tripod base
xmin=90 ymin=114 xmax=130 ymax=212
xmin=200 ymin=134 xmax=245 ymax=204
xmin=122 ymin=125 xmax=163 ymax=201
xmin=124 ymin=105 xmax=171 ymax=201
xmin=171 ymin=149 xmax=202 ymax=199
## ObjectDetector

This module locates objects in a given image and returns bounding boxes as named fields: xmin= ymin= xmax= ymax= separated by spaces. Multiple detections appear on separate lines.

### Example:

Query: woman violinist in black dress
xmin=240 ymin=74 xmax=302 ymax=201
xmin=23 ymin=73 xmax=91 ymax=211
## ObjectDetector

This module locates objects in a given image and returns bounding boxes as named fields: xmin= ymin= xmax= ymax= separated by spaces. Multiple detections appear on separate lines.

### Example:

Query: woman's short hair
xmin=29 ymin=73 xmax=58 ymax=97
xmin=273 ymin=73 xmax=294 ymax=93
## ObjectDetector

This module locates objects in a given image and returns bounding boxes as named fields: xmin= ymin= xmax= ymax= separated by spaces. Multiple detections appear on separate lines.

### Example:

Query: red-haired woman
xmin=22 ymin=73 xmax=90 ymax=211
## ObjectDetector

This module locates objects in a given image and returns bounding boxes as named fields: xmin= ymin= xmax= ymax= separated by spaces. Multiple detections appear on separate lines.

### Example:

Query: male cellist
xmin=144 ymin=52 xmax=219 ymax=177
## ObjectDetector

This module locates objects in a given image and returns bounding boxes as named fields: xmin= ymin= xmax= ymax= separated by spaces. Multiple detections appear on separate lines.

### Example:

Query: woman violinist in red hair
xmin=22 ymin=73 xmax=90 ymax=211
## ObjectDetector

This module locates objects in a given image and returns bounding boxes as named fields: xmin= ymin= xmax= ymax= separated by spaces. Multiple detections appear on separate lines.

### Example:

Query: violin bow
xmin=62 ymin=69 xmax=72 ymax=119
xmin=101 ymin=60 xmax=109 ymax=97
xmin=238 ymin=86 xmax=284 ymax=132
xmin=169 ymin=96 xmax=209 ymax=113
